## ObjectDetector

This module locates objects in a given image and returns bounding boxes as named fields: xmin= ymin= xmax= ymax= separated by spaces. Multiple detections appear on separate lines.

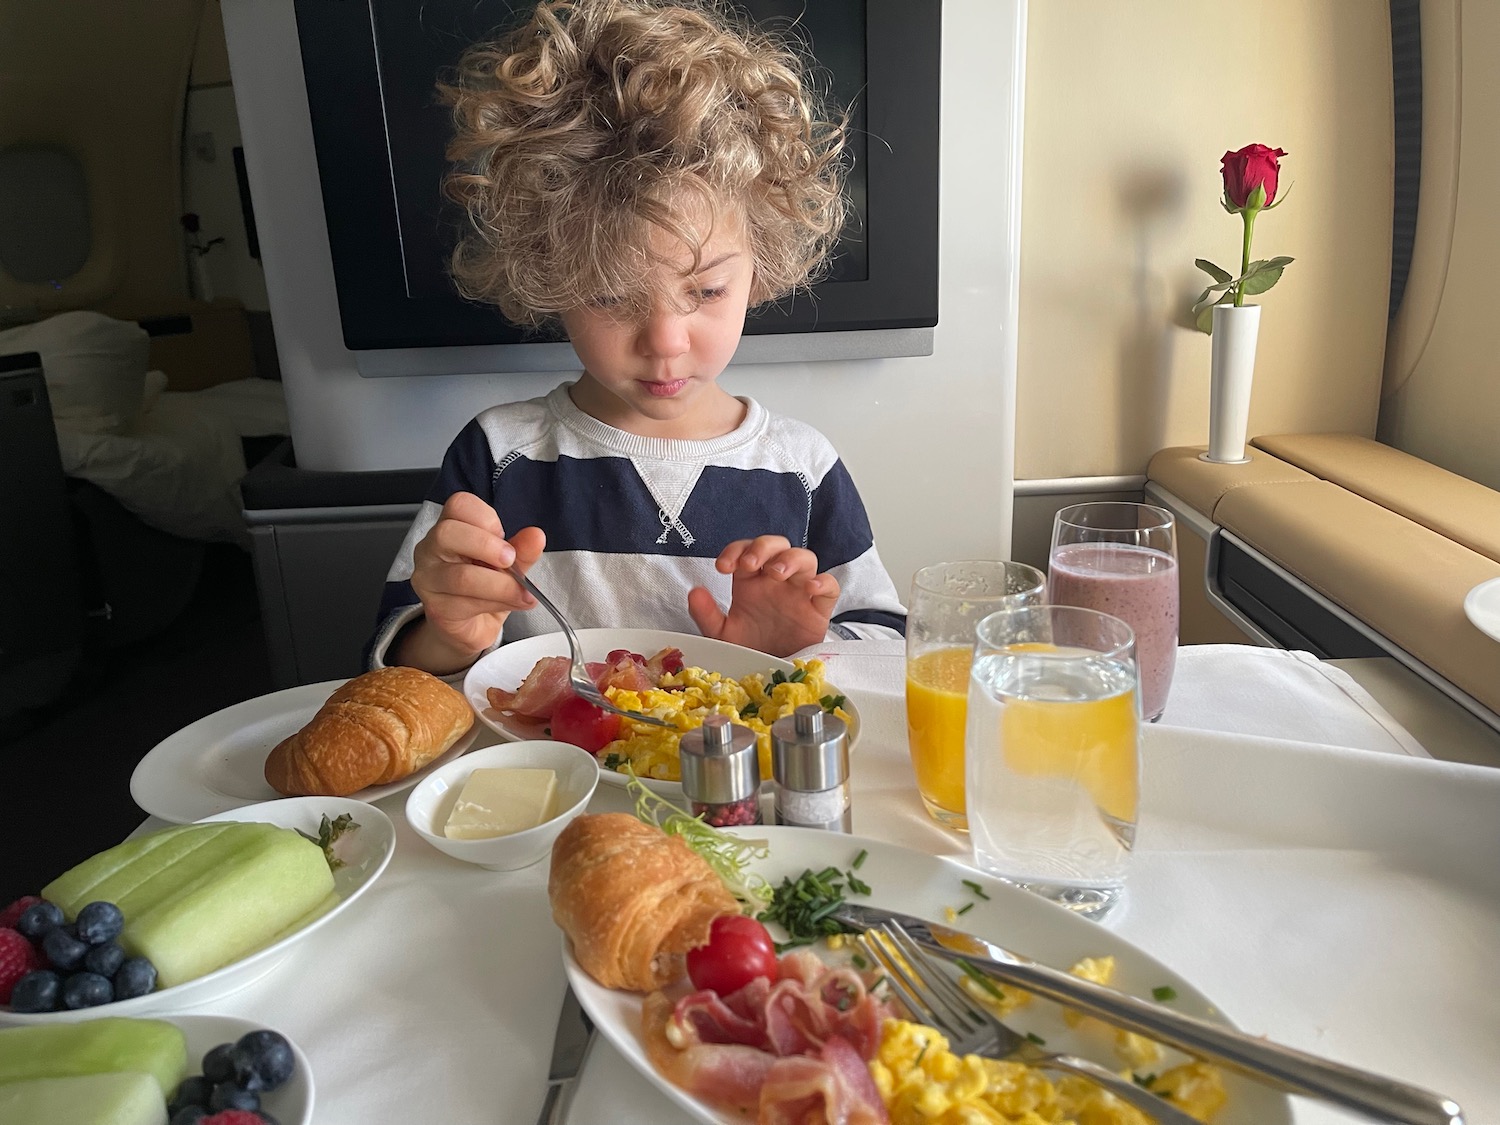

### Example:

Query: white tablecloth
xmin=138 ymin=643 xmax=1498 ymax=1124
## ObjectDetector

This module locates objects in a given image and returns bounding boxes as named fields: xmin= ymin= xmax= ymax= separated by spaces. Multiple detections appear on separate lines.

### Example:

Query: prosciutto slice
xmin=672 ymin=958 xmax=888 ymax=1061
xmin=643 ymin=991 xmax=778 ymax=1119
xmin=759 ymin=1036 xmax=890 ymax=1125
xmin=485 ymin=647 xmax=681 ymax=720
xmin=486 ymin=655 xmax=572 ymax=718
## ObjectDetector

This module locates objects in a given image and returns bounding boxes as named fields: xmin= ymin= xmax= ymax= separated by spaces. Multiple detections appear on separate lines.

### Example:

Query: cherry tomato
xmin=686 ymin=915 xmax=778 ymax=996
xmin=550 ymin=694 xmax=620 ymax=753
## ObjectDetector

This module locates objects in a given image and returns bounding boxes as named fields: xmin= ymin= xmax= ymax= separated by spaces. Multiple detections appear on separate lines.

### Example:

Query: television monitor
xmin=292 ymin=0 xmax=940 ymax=375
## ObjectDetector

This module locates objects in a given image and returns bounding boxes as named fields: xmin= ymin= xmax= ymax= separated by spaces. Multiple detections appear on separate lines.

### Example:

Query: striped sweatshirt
xmin=368 ymin=383 xmax=906 ymax=668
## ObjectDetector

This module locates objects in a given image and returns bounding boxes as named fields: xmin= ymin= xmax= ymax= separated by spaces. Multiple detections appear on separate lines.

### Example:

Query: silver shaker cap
xmin=771 ymin=704 xmax=849 ymax=791
xmin=680 ymin=714 xmax=760 ymax=804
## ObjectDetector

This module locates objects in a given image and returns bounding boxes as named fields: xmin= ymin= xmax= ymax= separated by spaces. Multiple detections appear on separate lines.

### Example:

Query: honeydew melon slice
xmin=40 ymin=825 xmax=215 ymax=910
xmin=0 ymin=1018 xmax=187 ymax=1097
xmin=0 ymin=1072 xmax=166 ymax=1125
xmin=43 ymin=823 xmax=335 ymax=989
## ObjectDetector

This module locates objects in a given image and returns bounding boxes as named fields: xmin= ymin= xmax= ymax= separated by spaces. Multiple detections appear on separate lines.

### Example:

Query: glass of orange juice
xmin=906 ymin=561 xmax=1045 ymax=830
xmin=965 ymin=604 xmax=1140 ymax=918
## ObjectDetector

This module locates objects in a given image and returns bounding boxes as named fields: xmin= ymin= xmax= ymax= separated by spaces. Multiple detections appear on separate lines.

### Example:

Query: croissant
xmin=264 ymin=666 xmax=474 ymax=797
xmin=549 ymin=814 xmax=739 ymax=991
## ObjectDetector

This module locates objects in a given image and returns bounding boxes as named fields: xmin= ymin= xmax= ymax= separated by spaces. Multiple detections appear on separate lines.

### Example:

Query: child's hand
xmin=687 ymin=536 xmax=840 ymax=657
xmin=399 ymin=492 xmax=545 ymax=673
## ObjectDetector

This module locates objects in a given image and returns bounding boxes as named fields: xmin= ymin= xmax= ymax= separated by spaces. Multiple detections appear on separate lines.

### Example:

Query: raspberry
xmin=0 ymin=929 xmax=44 ymax=1004
xmin=198 ymin=1113 xmax=266 ymax=1125
xmin=0 ymin=896 xmax=42 ymax=930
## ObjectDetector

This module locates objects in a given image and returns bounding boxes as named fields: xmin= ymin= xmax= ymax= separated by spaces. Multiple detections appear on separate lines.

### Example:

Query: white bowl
xmin=404 ymin=741 xmax=599 ymax=870
xmin=0 ymin=797 xmax=394 ymax=1026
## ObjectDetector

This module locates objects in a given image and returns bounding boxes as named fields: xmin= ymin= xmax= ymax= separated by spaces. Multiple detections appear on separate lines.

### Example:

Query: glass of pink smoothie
xmin=1047 ymin=503 xmax=1178 ymax=721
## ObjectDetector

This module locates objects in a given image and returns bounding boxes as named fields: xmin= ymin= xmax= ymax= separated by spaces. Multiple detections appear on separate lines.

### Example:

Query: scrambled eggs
xmin=600 ymin=658 xmax=851 ymax=781
xmin=872 ymin=1018 xmax=1226 ymax=1125
xmin=871 ymin=953 xmax=1226 ymax=1124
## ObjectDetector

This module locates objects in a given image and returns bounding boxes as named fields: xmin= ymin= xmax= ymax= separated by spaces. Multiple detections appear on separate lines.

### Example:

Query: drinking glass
xmin=905 ymin=561 xmax=1046 ymax=831
xmin=966 ymin=604 xmax=1141 ymax=918
xmin=1048 ymin=502 xmax=1178 ymax=722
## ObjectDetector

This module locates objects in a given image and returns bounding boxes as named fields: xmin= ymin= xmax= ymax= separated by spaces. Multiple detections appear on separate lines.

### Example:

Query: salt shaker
xmin=770 ymin=704 xmax=852 ymax=832
xmin=680 ymin=714 xmax=762 ymax=827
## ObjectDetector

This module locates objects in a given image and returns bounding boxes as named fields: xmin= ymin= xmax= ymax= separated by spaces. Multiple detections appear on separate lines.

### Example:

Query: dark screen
xmin=369 ymin=0 xmax=868 ymax=302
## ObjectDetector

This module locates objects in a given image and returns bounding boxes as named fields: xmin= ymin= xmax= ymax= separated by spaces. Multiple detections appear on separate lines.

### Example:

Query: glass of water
xmin=965 ymin=604 xmax=1141 ymax=918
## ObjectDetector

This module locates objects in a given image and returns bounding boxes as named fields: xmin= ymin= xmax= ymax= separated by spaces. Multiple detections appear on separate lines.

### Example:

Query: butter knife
xmin=833 ymin=903 xmax=1464 ymax=1125
xmin=536 ymin=985 xmax=598 ymax=1125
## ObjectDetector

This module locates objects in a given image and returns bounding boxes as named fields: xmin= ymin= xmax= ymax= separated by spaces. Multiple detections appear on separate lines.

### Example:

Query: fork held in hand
xmin=508 ymin=568 xmax=674 ymax=729
xmin=857 ymin=923 xmax=1206 ymax=1125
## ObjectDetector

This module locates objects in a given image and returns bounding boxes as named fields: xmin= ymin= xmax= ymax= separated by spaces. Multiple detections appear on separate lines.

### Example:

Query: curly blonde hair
xmin=440 ymin=0 xmax=848 ymax=327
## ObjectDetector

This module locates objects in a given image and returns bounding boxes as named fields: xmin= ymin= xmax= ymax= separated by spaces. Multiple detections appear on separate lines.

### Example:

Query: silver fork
xmin=507 ymin=567 xmax=674 ymax=728
xmin=857 ymin=922 xmax=1204 ymax=1125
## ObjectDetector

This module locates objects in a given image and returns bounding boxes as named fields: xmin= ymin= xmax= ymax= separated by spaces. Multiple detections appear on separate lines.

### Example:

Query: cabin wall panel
xmin=1378 ymin=0 xmax=1500 ymax=492
xmin=1015 ymin=0 xmax=1394 ymax=481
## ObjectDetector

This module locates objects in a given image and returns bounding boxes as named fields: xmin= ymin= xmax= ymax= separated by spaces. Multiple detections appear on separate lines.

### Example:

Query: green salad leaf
xmin=627 ymin=771 xmax=772 ymax=908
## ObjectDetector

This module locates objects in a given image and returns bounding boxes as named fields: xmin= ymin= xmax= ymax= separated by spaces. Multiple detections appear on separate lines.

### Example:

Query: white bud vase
xmin=1202 ymin=303 xmax=1261 ymax=464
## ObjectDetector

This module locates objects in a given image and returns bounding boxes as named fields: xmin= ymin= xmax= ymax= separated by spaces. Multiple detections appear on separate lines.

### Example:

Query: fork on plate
xmin=857 ymin=922 xmax=1204 ymax=1125
xmin=508 ymin=567 xmax=674 ymax=729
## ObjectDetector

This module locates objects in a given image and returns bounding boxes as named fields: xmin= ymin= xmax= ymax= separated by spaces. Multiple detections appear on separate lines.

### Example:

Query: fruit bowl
xmin=404 ymin=740 xmax=599 ymax=871
xmin=0 ymin=798 xmax=395 ymax=1025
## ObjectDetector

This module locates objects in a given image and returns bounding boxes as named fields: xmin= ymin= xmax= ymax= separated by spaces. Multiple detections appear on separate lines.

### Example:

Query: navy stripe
xmin=807 ymin=460 xmax=875 ymax=570
xmin=491 ymin=455 xmax=837 ymax=558
xmin=428 ymin=418 xmax=497 ymax=503
xmin=832 ymin=608 xmax=908 ymax=636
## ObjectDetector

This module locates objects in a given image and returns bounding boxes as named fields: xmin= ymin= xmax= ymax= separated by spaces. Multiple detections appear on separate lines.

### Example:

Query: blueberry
xmin=41 ymin=925 xmax=89 ymax=971
xmin=61 ymin=971 xmax=113 ymax=1009
xmin=83 ymin=940 xmax=125 ymax=978
xmin=168 ymin=1108 xmax=209 ymax=1125
xmin=208 ymin=1082 xmax=260 ymax=1112
xmin=202 ymin=1042 xmax=236 ymax=1083
xmin=74 ymin=901 xmax=125 ymax=945
xmin=9 ymin=970 xmax=61 ymax=1013
xmin=112 ymin=957 xmax=156 ymax=999
xmin=167 ymin=1075 xmax=215 ymax=1114
xmin=15 ymin=901 xmax=63 ymax=941
xmin=231 ymin=1030 xmax=295 ymax=1092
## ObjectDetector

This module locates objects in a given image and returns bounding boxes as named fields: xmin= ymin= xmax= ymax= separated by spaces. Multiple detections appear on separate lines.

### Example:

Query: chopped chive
xmin=790 ymin=667 xmax=807 ymax=683
xmin=851 ymin=953 xmax=869 ymax=970
xmin=960 ymin=879 xmax=991 ymax=900
xmin=1152 ymin=986 xmax=1178 ymax=1002
xmin=1132 ymin=1072 xmax=1157 ymax=1088
xmin=914 ymin=1042 xmax=929 ymax=1067
xmin=954 ymin=958 xmax=1005 ymax=1001
xmin=852 ymin=848 xmax=868 ymax=870
xmin=846 ymin=874 xmax=871 ymax=896
xmin=1026 ymin=1032 xmax=1046 ymax=1046
xmin=956 ymin=901 xmax=975 ymax=916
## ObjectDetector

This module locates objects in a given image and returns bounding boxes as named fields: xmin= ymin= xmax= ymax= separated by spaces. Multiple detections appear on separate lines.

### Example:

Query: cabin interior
xmin=3 ymin=0 xmax=1498 ymax=909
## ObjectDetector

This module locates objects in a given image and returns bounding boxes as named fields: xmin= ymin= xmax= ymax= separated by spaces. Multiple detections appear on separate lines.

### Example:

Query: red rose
xmin=1220 ymin=144 xmax=1287 ymax=209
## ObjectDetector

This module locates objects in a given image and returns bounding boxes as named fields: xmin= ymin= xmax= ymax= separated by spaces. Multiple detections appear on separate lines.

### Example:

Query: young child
xmin=370 ymin=0 xmax=906 ymax=675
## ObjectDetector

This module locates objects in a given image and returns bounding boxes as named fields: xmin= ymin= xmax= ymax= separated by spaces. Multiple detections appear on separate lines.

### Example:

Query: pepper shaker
xmin=680 ymin=714 xmax=762 ymax=827
xmin=770 ymin=704 xmax=852 ymax=832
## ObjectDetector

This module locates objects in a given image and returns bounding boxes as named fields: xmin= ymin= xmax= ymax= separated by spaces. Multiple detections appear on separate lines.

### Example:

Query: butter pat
xmin=444 ymin=768 xmax=558 ymax=839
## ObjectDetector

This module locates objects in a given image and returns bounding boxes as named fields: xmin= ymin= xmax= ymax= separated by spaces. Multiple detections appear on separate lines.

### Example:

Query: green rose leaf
xmin=1194 ymin=293 xmax=1232 ymax=335
xmin=1195 ymin=259 xmax=1233 ymax=284
xmin=1239 ymin=256 xmax=1294 ymax=296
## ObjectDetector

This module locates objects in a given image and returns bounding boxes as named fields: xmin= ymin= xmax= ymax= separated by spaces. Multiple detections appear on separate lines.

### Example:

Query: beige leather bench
xmin=1147 ymin=435 xmax=1500 ymax=723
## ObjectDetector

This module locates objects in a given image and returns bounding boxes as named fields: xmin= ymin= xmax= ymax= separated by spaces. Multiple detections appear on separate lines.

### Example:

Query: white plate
xmin=170 ymin=1014 xmax=315 ymax=1125
xmin=0 ymin=798 xmax=394 ymax=1026
xmin=130 ymin=679 xmax=480 ymax=823
xmin=1464 ymin=577 xmax=1500 ymax=643
xmin=563 ymin=826 xmax=1294 ymax=1125
xmin=464 ymin=628 xmax=859 ymax=798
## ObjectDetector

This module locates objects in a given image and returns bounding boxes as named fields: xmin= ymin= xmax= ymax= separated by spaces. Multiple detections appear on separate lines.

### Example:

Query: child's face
xmin=561 ymin=219 xmax=753 ymax=440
